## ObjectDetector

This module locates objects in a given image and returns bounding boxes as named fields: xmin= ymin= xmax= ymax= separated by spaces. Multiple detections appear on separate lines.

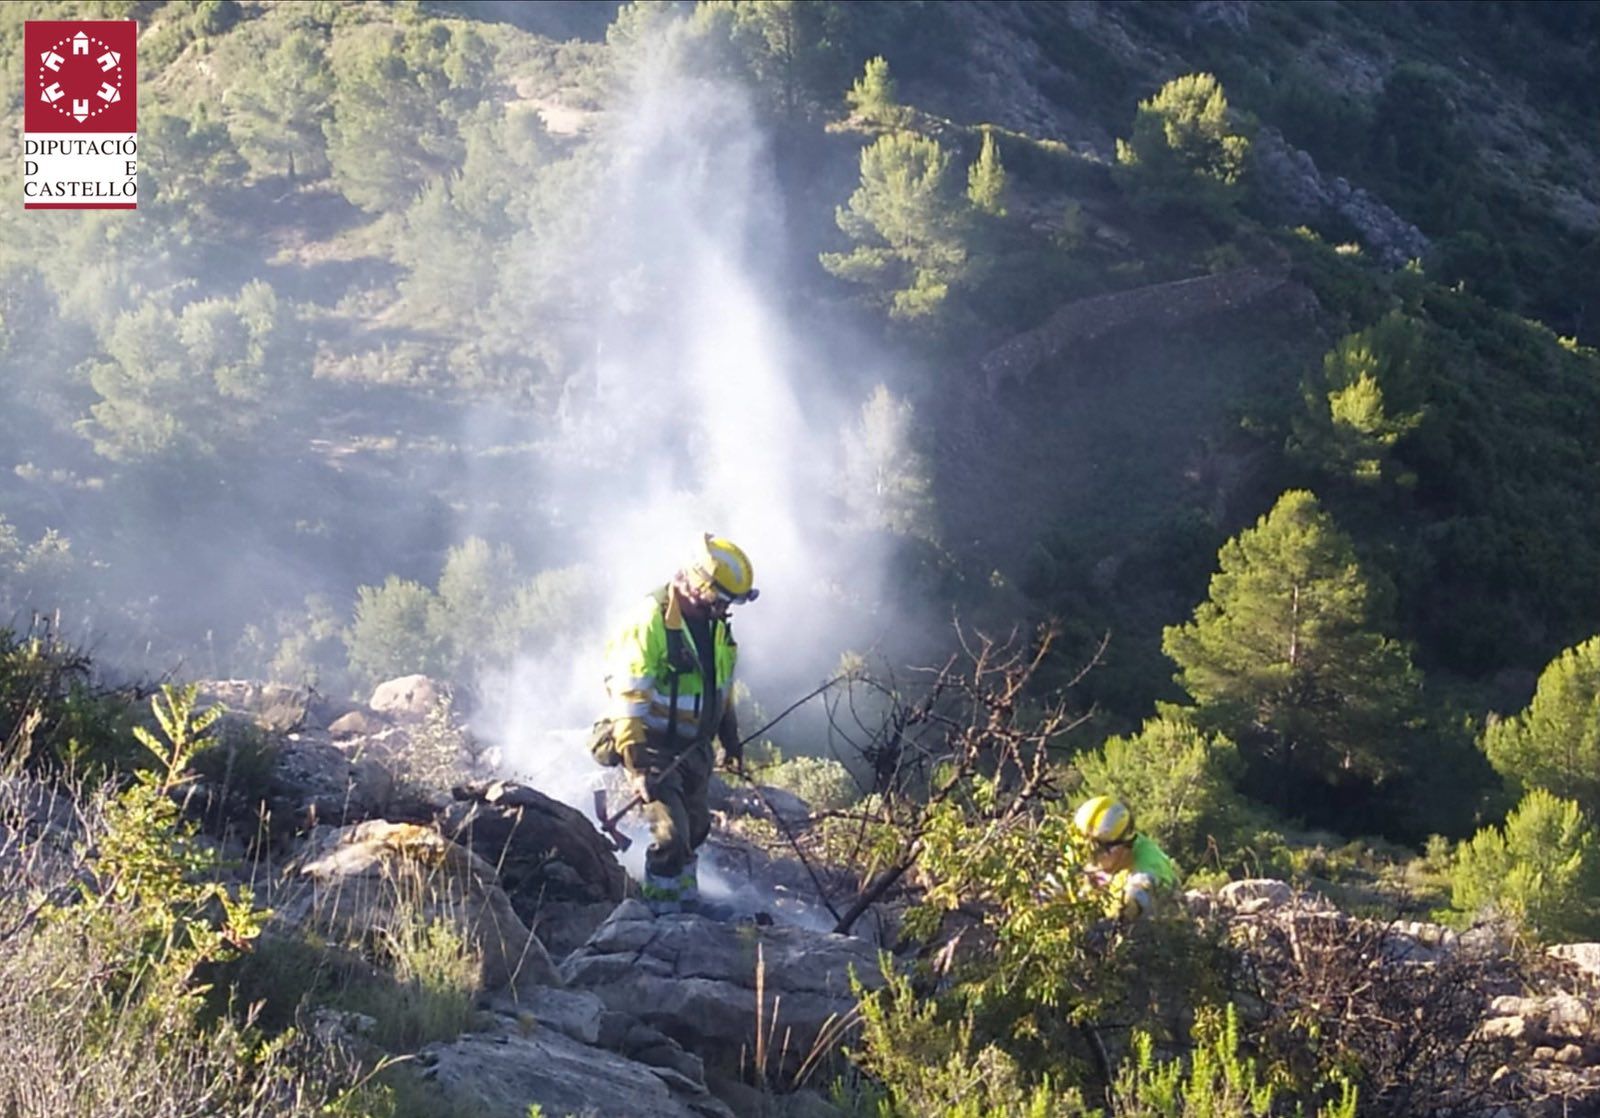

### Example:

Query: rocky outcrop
xmin=1250 ymin=127 xmax=1431 ymax=267
xmin=562 ymin=900 xmax=885 ymax=1078
xmin=196 ymin=679 xmax=344 ymax=732
xmin=276 ymin=819 xmax=559 ymax=992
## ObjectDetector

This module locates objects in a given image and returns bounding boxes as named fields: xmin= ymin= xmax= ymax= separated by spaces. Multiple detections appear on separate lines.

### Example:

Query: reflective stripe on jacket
xmin=604 ymin=586 xmax=737 ymax=742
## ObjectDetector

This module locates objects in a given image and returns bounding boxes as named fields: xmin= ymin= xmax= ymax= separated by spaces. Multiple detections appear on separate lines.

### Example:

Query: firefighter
xmin=597 ymin=534 xmax=757 ymax=914
xmin=1071 ymin=795 xmax=1179 ymax=922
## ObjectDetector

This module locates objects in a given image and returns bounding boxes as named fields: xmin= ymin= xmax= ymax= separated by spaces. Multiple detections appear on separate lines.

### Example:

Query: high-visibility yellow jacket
xmin=1087 ymin=834 xmax=1179 ymax=920
xmin=604 ymin=586 xmax=737 ymax=758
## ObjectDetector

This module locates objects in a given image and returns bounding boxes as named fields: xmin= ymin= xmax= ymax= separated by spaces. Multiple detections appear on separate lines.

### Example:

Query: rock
xmin=1549 ymin=942 xmax=1600 ymax=980
xmin=370 ymin=674 xmax=443 ymax=721
xmin=561 ymin=901 xmax=885 ymax=1077
xmin=709 ymin=777 xmax=812 ymax=825
xmin=197 ymin=680 xmax=331 ymax=732
xmin=1248 ymin=127 xmax=1429 ymax=267
xmin=277 ymin=820 xmax=559 ymax=992
xmin=420 ymin=1021 xmax=726 ymax=1118
xmin=1542 ymin=993 xmax=1591 ymax=1038
xmin=484 ymin=986 xmax=607 ymax=1045
xmin=441 ymin=780 xmax=628 ymax=924
xmin=1480 ymin=1016 xmax=1528 ymax=1041
xmin=1488 ymin=994 xmax=1591 ymax=1040
xmin=268 ymin=732 xmax=395 ymax=826
xmin=1217 ymin=879 xmax=1294 ymax=911
xmin=328 ymin=710 xmax=382 ymax=738
xmin=1553 ymin=1044 xmax=1586 ymax=1066
xmin=1382 ymin=920 xmax=1459 ymax=964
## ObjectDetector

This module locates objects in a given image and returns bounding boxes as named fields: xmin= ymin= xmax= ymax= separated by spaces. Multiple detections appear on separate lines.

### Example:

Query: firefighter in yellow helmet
xmin=597 ymin=535 xmax=758 ymax=914
xmin=1071 ymin=795 xmax=1179 ymax=922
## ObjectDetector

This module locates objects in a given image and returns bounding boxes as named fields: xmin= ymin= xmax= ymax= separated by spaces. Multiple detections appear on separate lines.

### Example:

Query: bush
xmin=759 ymin=754 xmax=860 ymax=812
xmin=1482 ymin=634 xmax=1600 ymax=818
xmin=0 ymin=620 xmax=139 ymax=777
xmin=1113 ymin=1004 xmax=1358 ymax=1118
xmin=0 ymin=685 xmax=367 ymax=1115
xmin=1451 ymin=788 xmax=1600 ymax=942
xmin=1114 ymin=73 xmax=1251 ymax=219
xmin=1072 ymin=713 xmax=1253 ymax=868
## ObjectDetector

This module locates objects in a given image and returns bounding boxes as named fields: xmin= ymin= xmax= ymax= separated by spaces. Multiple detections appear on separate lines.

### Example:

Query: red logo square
xmin=24 ymin=20 xmax=137 ymax=133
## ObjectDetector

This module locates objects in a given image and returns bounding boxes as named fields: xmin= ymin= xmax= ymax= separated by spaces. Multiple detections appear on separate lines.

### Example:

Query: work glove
xmin=617 ymin=722 xmax=659 ymax=802
xmin=630 ymin=768 xmax=663 ymax=804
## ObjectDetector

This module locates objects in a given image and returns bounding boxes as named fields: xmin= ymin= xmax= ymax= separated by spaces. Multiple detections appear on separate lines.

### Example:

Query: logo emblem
xmin=22 ymin=20 xmax=139 ymax=210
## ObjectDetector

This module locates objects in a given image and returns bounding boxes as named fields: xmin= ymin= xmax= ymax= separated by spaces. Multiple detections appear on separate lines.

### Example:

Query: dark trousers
xmin=632 ymin=735 xmax=713 ymax=878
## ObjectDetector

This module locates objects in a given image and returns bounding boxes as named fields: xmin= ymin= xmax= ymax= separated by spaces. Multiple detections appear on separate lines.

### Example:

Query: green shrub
xmin=0 ymin=621 xmax=138 ymax=777
xmin=1113 ymin=1004 xmax=1358 ymax=1118
xmin=353 ymin=913 xmax=481 ymax=1051
xmin=0 ymin=684 xmax=369 ymax=1116
xmin=1114 ymin=73 xmax=1251 ymax=219
xmin=847 ymin=968 xmax=1095 ymax=1117
xmin=1072 ymin=713 xmax=1252 ymax=868
xmin=1451 ymin=788 xmax=1600 ymax=941
xmin=759 ymin=754 xmax=861 ymax=812
xmin=1482 ymin=634 xmax=1600 ymax=818
xmin=346 ymin=576 xmax=449 ymax=687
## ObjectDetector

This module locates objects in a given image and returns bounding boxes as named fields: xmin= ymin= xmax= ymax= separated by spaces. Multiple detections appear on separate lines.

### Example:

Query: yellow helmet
xmin=1073 ymin=795 xmax=1133 ymax=844
xmin=685 ymin=534 xmax=759 ymax=604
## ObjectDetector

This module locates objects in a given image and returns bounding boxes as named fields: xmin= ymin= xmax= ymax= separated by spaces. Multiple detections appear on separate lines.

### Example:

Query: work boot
xmin=676 ymin=856 xmax=700 ymax=907
xmin=641 ymin=870 xmax=683 ymax=916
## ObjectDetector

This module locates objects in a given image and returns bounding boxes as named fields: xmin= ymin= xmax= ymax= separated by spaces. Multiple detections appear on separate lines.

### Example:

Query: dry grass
xmin=0 ymin=771 xmax=368 ymax=1118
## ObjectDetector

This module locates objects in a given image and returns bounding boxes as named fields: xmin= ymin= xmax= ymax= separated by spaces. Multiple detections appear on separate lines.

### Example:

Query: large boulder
xmin=561 ymin=900 xmax=884 ymax=1077
xmin=419 ymin=1016 xmax=733 ymax=1118
xmin=1549 ymin=943 xmax=1600 ymax=981
xmin=276 ymin=820 xmax=559 ymax=992
xmin=369 ymin=674 xmax=444 ymax=721
xmin=440 ymin=780 xmax=629 ymax=955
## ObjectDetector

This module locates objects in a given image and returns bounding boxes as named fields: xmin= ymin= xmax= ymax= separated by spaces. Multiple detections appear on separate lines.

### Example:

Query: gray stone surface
xmin=420 ymin=1022 xmax=732 ymax=1118
xmin=561 ymin=901 xmax=884 ymax=1075
xmin=369 ymin=674 xmax=443 ymax=721
xmin=1549 ymin=942 xmax=1600 ymax=980
xmin=276 ymin=819 xmax=559 ymax=991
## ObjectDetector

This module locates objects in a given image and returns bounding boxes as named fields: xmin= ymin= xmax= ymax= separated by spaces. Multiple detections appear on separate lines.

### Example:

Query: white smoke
xmin=475 ymin=18 xmax=901 ymax=821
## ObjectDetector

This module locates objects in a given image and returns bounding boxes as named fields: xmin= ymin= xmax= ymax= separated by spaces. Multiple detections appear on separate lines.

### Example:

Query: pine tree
xmin=845 ymin=56 xmax=907 ymax=128
xmin=839 ymin=384 xmax=934 ymax=538
xmin=345 ymin=576 xmax=448 ymax=686
xmin=223 ymin=28 xmax=334 ymax=180
xmin=1483 ymin=635 xmax=1600 ymax=816
xmin=1291 ymin=311 xmax=1428 ymax=487
xmin=324 ymin=23 xmax=491 ymax=211
xmin=1162 ymin=489 xmax=1420 ymax=788
xmin=1453 ymin=788 xmax=1600 ymax=942
xmin=1115 ymin=72 xmax=1250 ymax=215
xmin=966 ymin=129 xmax=1007 ymax=216
xmin=820 ymin=133 xmax=967 ymax=318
